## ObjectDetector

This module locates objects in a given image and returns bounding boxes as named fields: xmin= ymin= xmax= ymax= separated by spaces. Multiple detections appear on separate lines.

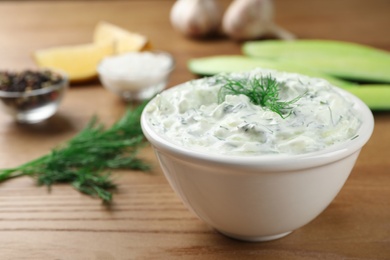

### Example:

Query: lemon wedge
xmin=33 ymin=42 xmax=114 ymax=82
xmin=33 ymin=22 xmax=150 ymax=83
xmin=93 ymin=21 xmax=150 ymax=54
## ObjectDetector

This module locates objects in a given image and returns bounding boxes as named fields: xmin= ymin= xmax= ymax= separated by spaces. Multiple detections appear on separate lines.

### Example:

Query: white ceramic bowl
xmin=141 ymin=84 xmax=374 ymax=242
xmin=98 ymin=51 xmax=174 ymax=101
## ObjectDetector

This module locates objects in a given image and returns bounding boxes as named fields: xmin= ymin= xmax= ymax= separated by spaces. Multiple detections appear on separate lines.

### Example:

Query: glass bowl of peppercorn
xmin=0 ymin=69 xmax=68 ymax=123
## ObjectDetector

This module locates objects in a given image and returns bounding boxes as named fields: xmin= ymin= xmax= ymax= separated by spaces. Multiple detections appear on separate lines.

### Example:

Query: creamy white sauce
xmin=145 ymin=69 xmax=362 ymax=155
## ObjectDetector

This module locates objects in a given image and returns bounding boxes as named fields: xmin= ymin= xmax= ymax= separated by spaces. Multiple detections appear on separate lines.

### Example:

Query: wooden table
xmin=0 ymin=0 xmax=389 ymax=259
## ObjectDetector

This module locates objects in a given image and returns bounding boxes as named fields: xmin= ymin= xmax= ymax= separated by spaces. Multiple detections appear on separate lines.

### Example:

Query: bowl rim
xmin=97 ymin=50 xmax=175 ymax=80
xmin=0 ymin=69 xmax=68 ymax=98
xmin=141 ymin=82 xmax=374 ymax=172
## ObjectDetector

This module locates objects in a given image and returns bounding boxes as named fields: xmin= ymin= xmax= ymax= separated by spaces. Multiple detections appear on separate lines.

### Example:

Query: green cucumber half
xmin=243 ymin=40 xmax=390 ymax=83
xmin=344 ymin=85 xmax=390 ymax=110
xmin=188 ymin=55 xmax=354 ymax=88
xmin=188 ymin=55 xmax=390 ymax=110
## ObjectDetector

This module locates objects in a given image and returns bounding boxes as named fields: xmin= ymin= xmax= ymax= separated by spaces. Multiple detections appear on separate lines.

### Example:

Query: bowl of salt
xmin=98 ymin=51 xmax=175 ymax=101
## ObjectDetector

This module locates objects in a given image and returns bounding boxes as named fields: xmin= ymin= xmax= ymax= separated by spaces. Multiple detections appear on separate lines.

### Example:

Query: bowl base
xmin=14 ymin=103 xmax=58 ymax=124
xmin=218 ymin=230 xmax=292 ymax=242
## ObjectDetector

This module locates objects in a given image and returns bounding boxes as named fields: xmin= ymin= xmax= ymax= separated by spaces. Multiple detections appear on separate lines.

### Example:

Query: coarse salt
xmin=98 ymin=51 xmax=174 ymax=100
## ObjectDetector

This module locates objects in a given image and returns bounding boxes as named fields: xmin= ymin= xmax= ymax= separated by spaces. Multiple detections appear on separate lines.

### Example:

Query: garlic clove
xmin=170 ymin=0 xmax=223 ymax=38
xmin=267 ymin=23 xmax=296 ymax=41
xmin=222 ymin=0 xmax=295 ymax=41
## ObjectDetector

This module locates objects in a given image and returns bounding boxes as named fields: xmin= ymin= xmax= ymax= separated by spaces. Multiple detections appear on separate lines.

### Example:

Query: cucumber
xmin=343 ymin=85 xmax=390 ymax=110
xmin=188 ymin=55 xmax=390 ymax=110
xmin=243 ymin=40 xmax=390 ymax=83
xmin=189 ymin=55 xmax=267 ymax=75
xmin=188 ymin=55 xmax=354 ymax=88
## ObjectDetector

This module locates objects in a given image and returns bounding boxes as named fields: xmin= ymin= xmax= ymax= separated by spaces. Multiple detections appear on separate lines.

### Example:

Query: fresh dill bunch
xmin=217 ymin=74 xmax=304 ymax=118
xmin=0 ymin=102 xmax=150 ymax=203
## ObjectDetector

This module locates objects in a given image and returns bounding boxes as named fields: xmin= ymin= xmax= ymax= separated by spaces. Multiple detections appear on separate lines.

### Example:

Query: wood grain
xmin=0 ymin=0 xmax=389 ymax=259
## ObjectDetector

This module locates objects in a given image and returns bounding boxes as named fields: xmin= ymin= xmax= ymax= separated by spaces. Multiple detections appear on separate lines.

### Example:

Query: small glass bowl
xmin=0 ymin=70 xmax=68 ymax=123
xmin=98 ymin=51 xmax=175 ymax=101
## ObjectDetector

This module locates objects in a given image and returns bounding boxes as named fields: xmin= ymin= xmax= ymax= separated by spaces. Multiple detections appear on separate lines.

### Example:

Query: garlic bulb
xmin=222 ymin=0 xmax=295 ymax=40
xmin=170 ymin=0 xmax=223 ymax=38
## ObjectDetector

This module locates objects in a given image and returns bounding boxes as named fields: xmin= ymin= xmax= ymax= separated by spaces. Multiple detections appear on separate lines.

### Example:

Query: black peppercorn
xmin=0 ymin=70 xmax=65 ymax=111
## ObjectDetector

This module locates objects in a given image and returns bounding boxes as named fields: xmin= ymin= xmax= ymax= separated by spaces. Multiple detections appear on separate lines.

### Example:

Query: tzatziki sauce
xmin=145 ymin=69 xmax=362 ymax=155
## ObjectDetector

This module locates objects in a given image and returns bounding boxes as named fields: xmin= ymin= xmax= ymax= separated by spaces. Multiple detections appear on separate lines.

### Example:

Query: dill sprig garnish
xmin=0 ymin=103 xmax=150 ymax=203
xmin=218 ymin=75 xmax=304 ymax=118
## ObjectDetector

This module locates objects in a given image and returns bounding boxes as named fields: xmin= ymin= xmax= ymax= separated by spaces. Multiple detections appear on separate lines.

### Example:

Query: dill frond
xmin=218 ymin=74 xmax=304 ymax=118
xmin=0 ymin=102 xmax=150 ymax=203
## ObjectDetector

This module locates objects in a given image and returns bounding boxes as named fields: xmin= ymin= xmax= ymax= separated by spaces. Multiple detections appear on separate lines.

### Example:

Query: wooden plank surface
xmin=0 ymin=0 xmax=389 ymax=259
